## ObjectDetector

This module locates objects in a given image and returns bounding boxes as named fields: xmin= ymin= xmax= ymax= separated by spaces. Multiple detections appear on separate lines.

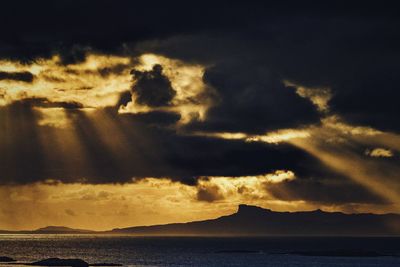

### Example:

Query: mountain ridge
xmin=1 ymin=205 xmax=399 ymax=236
xmin=109 ymin=204 xmax=400 ymax=236
xmin=0 ymin=226 xmax=96 ymax=234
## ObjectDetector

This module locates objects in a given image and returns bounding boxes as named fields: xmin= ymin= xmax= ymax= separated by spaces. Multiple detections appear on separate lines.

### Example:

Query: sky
xmin=0 ymin=1 xmax=400 ymax=231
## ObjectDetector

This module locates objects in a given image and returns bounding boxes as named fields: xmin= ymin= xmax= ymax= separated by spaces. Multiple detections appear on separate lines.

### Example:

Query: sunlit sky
xmin=1 ymin=1 xmax=399 ymax=231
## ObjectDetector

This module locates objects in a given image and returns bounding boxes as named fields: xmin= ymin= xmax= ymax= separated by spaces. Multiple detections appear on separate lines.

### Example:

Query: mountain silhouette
xmin=110 ymin=204 xmax=400 ymax=236
xmin=0 ymin=226 xmax=95 ymax=234
xmin=34 ymin=226 xmax=94 ymax=233
xmin=1 ymin=205 xmax=399 ymax=236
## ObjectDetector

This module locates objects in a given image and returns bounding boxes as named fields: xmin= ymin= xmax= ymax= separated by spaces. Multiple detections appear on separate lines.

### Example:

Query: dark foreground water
xmin=0 ymin=235 xmax=399 ymax=267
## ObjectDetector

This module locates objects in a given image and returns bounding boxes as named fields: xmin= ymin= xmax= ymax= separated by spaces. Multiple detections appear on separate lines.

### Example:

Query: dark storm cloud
xmin=10 ymin=97 xmax=83 ymax=109
xmin=131 ymin=64 xmax=176 ymax=107
xmin=2 ymin=1 xmax=398 ymax=132
xmin=0 ymin=71 xmax=34 ymax=82
xmin=99 ymin=64 xmax=129 ymax=77
xmin=1 ymin=1 xmax=391 ymax=60
xmin=129 ymin=111 xmax=181 ymax=127
xmin=58 ymin=45 xmax=89 ymax=65
xmin=116 ymin=91 xmax=132 ymax=107
xmin=1 ymin=0 xmax=399 ymax=207
xmin=267 ymin=174 xmax=389 ymax=205
xmin=184 ymin=62 xmax=319 ymax=134
xmin=0 ymin=0 xmax=262 ymax=62
xmin=129 ymin=4 xmax=400 ymax=133
xmin=157 ymin=25 xmax=400 ymax=132
xmin=0 ymin=102 xmax=314 ymax=184
xmin=266 ymin=20 xmax=400 ymax=133
xmin=0 ymin=98 xmax=395 ymax=206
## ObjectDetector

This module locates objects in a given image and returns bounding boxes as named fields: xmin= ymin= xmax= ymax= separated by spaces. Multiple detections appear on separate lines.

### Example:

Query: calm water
xmin=0 ymin=235 xmax=399 ymax=267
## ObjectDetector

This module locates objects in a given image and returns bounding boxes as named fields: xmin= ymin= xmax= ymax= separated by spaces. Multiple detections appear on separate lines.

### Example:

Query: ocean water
xmin=0 ymin=235 xmax=399 ymax=267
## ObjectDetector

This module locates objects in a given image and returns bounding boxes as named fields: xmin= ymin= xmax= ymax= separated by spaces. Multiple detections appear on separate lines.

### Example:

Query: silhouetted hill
xmin=34 ymin=226 xmax=94 ymax=234
xmin=1 ymin=205 xmax=399 ymax=236
xmin=0 ymin=226 xmax=95 ymax=234
xmin=110 ymin=204 xmax=400 ymax=236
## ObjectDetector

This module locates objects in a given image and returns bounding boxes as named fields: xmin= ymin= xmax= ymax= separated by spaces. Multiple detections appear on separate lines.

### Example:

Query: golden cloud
xmin=119 ymin=54 xmax=216 ymax=124
xmin=0 ymin=54 xmax=133 ymax=108
xmin=365 ymin=148 xmax=394 ymax=158
xmin=284 ymin=80 xmax=332 ymax=113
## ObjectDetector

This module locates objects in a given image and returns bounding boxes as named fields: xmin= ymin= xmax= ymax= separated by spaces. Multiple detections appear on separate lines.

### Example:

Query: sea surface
xmin=0 ymin=235 xmax=399 ymax=267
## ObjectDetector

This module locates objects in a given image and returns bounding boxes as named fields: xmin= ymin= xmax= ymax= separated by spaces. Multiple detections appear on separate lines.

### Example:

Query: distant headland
xmin=1 ymin=205 xmax=399 ymax=236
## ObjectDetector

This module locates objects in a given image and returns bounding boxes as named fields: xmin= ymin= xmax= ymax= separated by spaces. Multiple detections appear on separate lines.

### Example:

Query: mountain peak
xmin=237 ymin=204 xmax=270 ymax=214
